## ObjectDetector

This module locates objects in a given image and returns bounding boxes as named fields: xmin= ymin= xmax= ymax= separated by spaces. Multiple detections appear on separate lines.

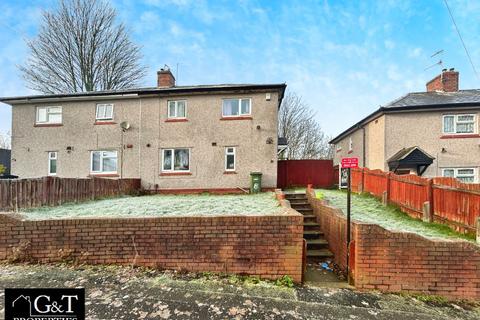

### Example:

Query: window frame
xmin=441 ymin=167 xmax=477 ymax=183
xmin=225 ymin=147 xmax=236 ymax=171
xmin=348 ymin=137 xmax=353 ymax=152
xmin=442 ymin=114 xmax=476 ymax=135
xmin=48 ymin=151 xmax=57 ymax=176
xmin=161 ymin=148 xmax=191 ymax=172
xmin=167 ymin=100 xmax=187 ymax=119
xmin=36 ymin=106 xmax=63 ymax=124
xmin=90 ymin=150 xmax=118 ymax=174
xmin=95 ymin=103 xmax=114 ymax=121
xmin=222 ymin=98 xmax=252 ymax=117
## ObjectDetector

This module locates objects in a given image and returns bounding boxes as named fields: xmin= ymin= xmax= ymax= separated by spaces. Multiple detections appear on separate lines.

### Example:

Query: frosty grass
xmin=318 ymin=189 xmax=474 ymax=242
xmin=21 ymin=192 xmax=282 ymax=220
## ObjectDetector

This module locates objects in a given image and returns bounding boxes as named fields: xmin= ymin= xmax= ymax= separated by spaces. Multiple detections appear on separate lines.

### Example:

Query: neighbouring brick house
xmin=0 ymin=68 xmax=286 ymax=191
xmin=331 ymin=68 xmax=480 ymax=183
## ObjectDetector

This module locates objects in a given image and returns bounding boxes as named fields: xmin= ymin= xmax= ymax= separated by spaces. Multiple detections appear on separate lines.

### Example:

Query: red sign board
xmin=341 ymin=157 xmax=359 ymax=169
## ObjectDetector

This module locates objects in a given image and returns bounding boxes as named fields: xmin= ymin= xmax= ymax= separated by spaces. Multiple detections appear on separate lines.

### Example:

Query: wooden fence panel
xmin=277 ymin=160 xmax=334 ymax=189
xmin=432 ymin=177 xmax=480 ymax=233
xmin=389 ymin=174 xmax=429 ymax=218
xmin=0 ymin=177 xmax=141 ymax=211
xmin=348 ymin=168 xmax=479 ymax=234
xmin=363 ymin=169 xmax=388 ymax=197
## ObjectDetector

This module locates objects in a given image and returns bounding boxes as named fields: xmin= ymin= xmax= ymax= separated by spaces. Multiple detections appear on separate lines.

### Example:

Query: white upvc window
xmin=443 ymin=114 xmax=476 ymax=134
xmin=36 ymin=106 xmax=62 ymax=124
xmin=225 ymin=147 xmax=236 ymax=171
xmin=442 ymin=168 xmax=477 ymax=183
xmin=96 ymin=103 xmax=114 ymax=121
xmin=168 ymin=100 xmax=187 ymax=118
xmin=222 ymin=98 xmax=251 ymax=117
xmin=48 ymin=152 xmax=57 ymax=176
xmin=348 ymin=137 xmax=353 ymax=152
xmin=162 ymin=148 xmax=190 ymax=172
xmin=90 ymin=150 xmax=118 ymax=174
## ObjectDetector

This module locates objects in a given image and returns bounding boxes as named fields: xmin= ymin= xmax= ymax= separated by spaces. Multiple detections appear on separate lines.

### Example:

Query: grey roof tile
xmin=385 ymin=89 xmax=480 ymax=108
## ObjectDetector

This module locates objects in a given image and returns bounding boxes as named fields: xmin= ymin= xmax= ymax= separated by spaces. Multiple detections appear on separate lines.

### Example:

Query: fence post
xmin=360 ymin=168 xmax=365 ymax=193
xmin=427 ymin=178 xmax=434 ymax=220
xmin=422 ymin=201 xmax=432 ymax=223
xmin=477 ymin=217 xmax=480 ymax=244
xmin=385 ymin=172 xmax=391 ymax=205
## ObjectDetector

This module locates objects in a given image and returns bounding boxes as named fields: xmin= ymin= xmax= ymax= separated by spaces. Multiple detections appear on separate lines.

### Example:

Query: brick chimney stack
xmin=426 ymin=68 xmax=459 ymax=92
xmin=157 ymin=66 xmax=175 ymax=88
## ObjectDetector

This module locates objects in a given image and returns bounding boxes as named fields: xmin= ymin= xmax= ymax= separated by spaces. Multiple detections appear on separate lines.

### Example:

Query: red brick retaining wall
xmin=0 ymin=212 xmax=303 ymax=282
xmin=306 ymin=188 xmax=480 ymax=301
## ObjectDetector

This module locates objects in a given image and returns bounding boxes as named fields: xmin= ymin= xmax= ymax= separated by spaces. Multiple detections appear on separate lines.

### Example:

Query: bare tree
xmin=278 ymin=92 xmax=333 ymax=160
xmin=0 ymin=131 xmax=11 ymax=149
xmin=19 ymin=0 xmax=146 ymax=94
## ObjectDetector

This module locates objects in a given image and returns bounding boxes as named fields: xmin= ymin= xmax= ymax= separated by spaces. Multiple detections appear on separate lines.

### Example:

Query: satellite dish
xmin=120 ymin=121 xmax=131 ymax=130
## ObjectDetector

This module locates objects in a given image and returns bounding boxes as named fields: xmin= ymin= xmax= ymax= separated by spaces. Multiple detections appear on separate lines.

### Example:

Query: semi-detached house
xmin=0 ymin=69 xmax=286 ymax=192
xmin=331 ymin=68 xmax=480 ymax=183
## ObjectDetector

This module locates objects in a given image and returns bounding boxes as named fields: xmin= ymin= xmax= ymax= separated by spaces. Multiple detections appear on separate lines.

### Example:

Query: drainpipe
xmin=360 ymin=125 xmax=366 ymax=167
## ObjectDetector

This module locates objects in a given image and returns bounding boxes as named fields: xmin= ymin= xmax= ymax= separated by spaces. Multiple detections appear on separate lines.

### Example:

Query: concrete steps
xmin=285 ymin=192 xmax=334 ymax=262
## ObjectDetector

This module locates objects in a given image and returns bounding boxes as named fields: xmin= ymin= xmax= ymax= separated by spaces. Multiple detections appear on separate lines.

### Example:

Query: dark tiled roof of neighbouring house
xmin=330 ymin=89 xmax=480 ymax=144
xmin=385 ymin=89 xmax=480 ymax=108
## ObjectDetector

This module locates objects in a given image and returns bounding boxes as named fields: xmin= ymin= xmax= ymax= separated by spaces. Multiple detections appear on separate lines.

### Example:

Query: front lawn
xmin=318 ymin=189 xmax=475 ymax=242
xmin=20 ymin=192 xmax=282 ymax=220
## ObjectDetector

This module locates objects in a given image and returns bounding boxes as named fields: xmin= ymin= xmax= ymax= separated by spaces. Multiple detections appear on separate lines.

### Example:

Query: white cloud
xmin=408 ymin=47 xmax=423 ymax=58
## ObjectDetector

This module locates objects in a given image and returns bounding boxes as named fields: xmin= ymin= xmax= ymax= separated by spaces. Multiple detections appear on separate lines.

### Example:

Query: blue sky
xmin=1 ymin=0 xmax=480 ymax=138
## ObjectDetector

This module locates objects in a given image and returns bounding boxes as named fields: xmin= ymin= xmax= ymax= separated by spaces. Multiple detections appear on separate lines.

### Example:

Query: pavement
xmin=0 ymin=263 xmax=479 ymax=320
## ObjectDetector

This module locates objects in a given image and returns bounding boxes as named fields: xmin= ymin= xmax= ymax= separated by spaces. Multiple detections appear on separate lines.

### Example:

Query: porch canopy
xmin=387 ymin=146 xmax=435 ymax=176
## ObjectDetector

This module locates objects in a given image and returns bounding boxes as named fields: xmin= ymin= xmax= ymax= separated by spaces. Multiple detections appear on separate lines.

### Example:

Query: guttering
xmin=0 ymin=83 xmax=287 ymax=105
xmin=0 ymin=93 xmax=139 ymax=105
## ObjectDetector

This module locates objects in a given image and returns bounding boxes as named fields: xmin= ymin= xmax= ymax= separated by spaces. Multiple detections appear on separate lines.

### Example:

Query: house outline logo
xmin=5 ymin=288 xmax=85 ymax=320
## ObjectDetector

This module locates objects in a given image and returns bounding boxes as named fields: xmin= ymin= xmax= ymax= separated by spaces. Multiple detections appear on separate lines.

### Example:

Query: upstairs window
xmin=162 ymin=148 xmax=190 ymax=172
xmin=442 ymin=168 xmax=476 ymax=183
xmin=222 ymin=98 xmax=251 ymax=117
xmin=168 ymin=100 xmax=186 ymax=118
xmin=443 ymin=114 xmax=475 ymax=134
xmin=348 ymin=137 xmax=353 ymax=152
xmin=225 ymin=147 xmax=236 ymax=171
xmin=91 ymin=151 xmax=117 ymax=174
xmin=48 ymin=152 xmax=57 ymax=176
xmin=36 ymin=106 xmax=62 ymax=124
xmin=96 ymin=104 xmax=114 ymax=121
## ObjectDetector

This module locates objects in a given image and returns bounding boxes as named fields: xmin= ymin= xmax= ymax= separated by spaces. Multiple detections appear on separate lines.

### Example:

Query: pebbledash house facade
xmin=0 ymin=69 xmax=286 ymax=192
xmin=331 ymin=68 xmax=480 ymax=183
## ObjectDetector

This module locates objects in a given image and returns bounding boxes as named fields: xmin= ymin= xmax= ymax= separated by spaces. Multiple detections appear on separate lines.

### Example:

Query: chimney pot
xmin=157 ymin=66 xmax=175 ymax=88
xmin=426 ymin=68 xmax=459 ymax=93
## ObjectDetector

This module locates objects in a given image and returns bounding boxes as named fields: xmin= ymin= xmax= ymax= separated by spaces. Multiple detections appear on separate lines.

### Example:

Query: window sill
xmin=165 ymin=118 xmax=188 ymax=122
xmin=440 ymin=134 xmax=480 ymax=139
xmin=220 ymin=116 xmax=253 ymax=121
xmin=224 ymin=171 xmax=237 ymax=174
xmin=89 ymin=173 xmax=119 ymax=177
xmin=34 ymin=123 xmax=63 ymax=127
xmin=160 ymin=172 xmax=192 ymax=176
xmin=94 ymin=121 xmax=116 ymax=125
